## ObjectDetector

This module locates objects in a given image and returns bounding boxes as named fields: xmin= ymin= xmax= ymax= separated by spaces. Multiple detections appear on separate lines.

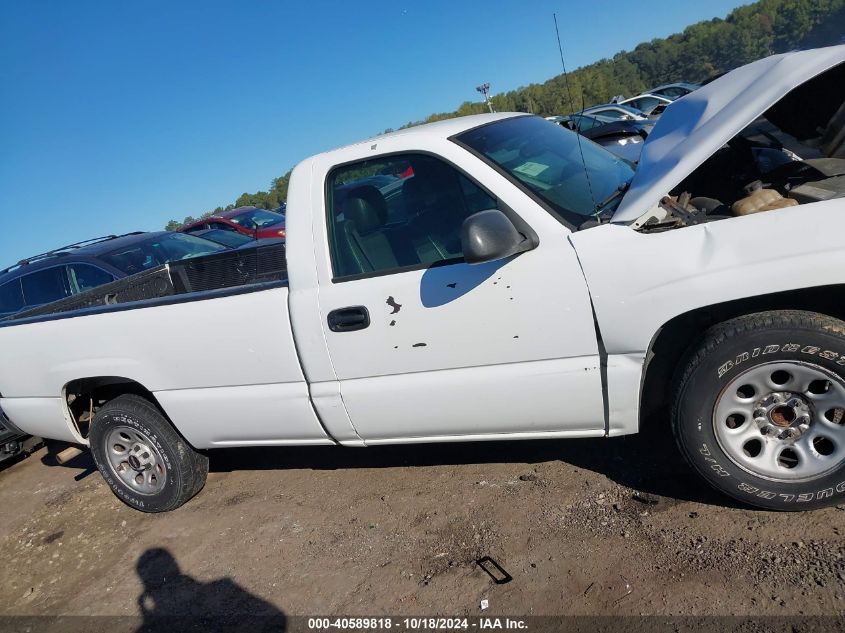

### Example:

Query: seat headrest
xmin=341 ymin=186 xmax=387 ymax=234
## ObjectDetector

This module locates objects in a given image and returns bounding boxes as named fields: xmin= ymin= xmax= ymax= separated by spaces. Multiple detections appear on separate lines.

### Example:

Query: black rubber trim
xmin=330 ymin=257 xmax=463 ymax=284
xmin=0 ymin=279 xmax=288 ymax=329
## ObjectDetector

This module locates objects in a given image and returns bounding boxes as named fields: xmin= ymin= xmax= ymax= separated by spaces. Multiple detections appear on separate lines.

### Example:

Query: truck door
xmin=313 ymin=149 xmax=604 ymax=443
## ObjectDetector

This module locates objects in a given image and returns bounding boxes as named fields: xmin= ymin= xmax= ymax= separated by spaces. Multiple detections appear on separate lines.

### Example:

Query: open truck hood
xmin=612 ymin=45 xmax=845 ymax=223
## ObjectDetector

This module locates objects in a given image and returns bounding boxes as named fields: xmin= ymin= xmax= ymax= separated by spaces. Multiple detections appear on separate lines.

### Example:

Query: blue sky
xmin=1 ymin=0 xmax=748 ymax=264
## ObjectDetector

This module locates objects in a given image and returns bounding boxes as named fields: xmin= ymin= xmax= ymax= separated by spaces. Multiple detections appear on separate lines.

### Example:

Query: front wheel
xmin=673 ymin=310 xmax=845 ymax=511
xmin=89 ymin=394 xmax=208 ymax=512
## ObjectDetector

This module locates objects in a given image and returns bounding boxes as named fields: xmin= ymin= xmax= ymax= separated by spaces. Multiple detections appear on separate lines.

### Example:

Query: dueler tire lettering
xmin=672 ymin=310 xmax=845 ymax=511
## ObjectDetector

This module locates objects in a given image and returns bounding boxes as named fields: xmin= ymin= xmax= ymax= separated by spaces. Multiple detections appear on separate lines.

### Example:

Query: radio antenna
xmin=553 ymin=13 xmax=598 ymax=219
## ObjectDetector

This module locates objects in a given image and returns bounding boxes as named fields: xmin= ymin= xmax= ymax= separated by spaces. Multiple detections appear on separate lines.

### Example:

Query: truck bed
xmin=0 ymin=244 xmax=331 ymax=448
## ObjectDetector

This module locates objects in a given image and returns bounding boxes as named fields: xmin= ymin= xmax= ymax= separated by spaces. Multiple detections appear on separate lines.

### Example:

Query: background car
xmin=189 ymin=227 xmax=286 ymax=249
xmin=0 ymin=232 xmax=229 ymax=319
xmin=615 ymin=93 xmax=673 ymax=116
xmin=578 ymin=103 xmax=649 ymax=121
xmin=547 ymin=113 xmax=655 ymax=162
xmin=646 ymin=82 xmax=700 ymax=99
xmin=0 ymin=403 xmax=39 ymax=467
xmin=180 ymin=206 xmax=286 ymax=239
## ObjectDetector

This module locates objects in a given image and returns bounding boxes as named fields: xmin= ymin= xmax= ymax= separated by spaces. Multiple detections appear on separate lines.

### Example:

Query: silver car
xmin=579 ymin=103 xmax=649 ymax=121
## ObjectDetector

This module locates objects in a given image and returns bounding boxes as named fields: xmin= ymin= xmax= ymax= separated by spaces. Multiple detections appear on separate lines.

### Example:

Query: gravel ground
xmin=0 ymin=427 xmax=843 ymax=621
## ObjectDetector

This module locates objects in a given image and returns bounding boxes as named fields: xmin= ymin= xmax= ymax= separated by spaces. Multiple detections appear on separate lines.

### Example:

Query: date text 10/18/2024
xmin=307 ymin=617 xmax=529 ymax=630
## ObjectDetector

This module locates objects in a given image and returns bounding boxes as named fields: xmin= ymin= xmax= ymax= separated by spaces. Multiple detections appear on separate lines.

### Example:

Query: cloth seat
xmin=337 ymin=186 xmax=398 ymax=274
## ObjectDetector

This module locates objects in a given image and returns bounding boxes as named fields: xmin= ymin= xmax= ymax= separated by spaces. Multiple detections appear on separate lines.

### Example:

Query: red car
xmin=180 ymin=206 xmax=286 ymax=240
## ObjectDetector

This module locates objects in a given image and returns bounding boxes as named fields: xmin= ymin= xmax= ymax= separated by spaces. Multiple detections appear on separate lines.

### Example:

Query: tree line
xmin=165 ymin=0 xmax=845 ymax=230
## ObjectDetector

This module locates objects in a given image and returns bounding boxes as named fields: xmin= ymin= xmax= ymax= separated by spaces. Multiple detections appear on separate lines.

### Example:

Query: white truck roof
xmin=316 ymin=112 xmax=522 ymax=157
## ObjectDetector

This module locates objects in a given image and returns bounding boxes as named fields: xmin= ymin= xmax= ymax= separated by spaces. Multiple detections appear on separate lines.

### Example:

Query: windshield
xmin=101 ymin=233 xmax=227 ymax=276
xmin=195 ymin=229 xmax=253 ymax=248
xmin=230 ymin=209 xmax=284 ymax=228
xmin=455 ymin=116 xmax=634 ymax=222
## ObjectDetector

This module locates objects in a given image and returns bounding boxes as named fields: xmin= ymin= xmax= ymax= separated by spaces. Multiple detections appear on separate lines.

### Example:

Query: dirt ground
xmin=1 ymin=427 xmax=843 ymax=621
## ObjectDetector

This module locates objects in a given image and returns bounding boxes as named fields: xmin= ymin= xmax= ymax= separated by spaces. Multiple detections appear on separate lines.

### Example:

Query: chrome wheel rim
xmin=104 ymin=426 xmax=167 ymax=495
xmin=713 ymin=361 xmax=845 ymax=482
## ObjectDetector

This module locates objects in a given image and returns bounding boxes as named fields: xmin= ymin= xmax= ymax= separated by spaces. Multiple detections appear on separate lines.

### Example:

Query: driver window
xmin=327 ymin=154 xmax=497 ymax=280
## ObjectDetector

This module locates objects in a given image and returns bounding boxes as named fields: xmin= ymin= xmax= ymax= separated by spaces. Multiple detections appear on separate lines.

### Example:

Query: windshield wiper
xmin=594 ymin=179 xmax=633 ymax=214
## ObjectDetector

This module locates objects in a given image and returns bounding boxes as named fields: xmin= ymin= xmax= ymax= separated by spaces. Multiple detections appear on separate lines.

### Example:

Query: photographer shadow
xmin=135 ymin=548 xmax=286 ymax=632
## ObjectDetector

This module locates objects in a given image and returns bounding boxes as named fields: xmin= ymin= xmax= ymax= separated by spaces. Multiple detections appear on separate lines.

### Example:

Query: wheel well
xmin=63 ymin=377 xmax=161 ymax=440
xmin=639 ymin=284 xmax=845 ymax=429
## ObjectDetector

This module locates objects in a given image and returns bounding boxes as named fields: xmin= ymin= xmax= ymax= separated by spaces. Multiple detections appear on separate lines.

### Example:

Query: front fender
xmin=572 ymin=199 xmax=845 ymax=354
xmin=570 ymin=198 xmax=845 ymax=434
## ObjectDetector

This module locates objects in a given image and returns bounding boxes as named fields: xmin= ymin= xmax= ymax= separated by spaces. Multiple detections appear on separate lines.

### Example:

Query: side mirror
xmin=460 ymin=209 xmax=534 ymax=265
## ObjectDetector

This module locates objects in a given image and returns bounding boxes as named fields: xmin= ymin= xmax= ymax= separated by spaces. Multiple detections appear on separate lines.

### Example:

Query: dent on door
xmin=321 ymin=251 xmax=605 ymax=442
xmin=314 ymin=149 xmax=606 ymax=441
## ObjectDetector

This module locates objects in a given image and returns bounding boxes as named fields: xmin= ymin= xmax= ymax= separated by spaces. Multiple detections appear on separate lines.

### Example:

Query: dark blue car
xmin=0 ymin=232 xmax=230 ymax=319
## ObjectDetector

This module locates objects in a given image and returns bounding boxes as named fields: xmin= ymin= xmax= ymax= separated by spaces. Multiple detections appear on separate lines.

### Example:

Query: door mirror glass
xmin=460 ymin=209 xmax=534 ymax=265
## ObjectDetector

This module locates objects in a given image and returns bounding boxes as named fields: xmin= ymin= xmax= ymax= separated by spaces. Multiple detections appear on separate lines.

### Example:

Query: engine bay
xmin=635 ymin=62 xmax=845 ymax=233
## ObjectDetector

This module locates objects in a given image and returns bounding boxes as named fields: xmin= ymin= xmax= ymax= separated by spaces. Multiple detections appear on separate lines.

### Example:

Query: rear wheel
xmin=89 ymin=394 xmax=208 ymax=512
xmin=673 ymin=310 xmax=845 ymax=511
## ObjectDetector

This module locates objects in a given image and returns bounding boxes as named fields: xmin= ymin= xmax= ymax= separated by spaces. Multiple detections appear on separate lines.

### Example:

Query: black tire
xmin=89 ymin=394 xmax=208 ymax=512
xmin=673 ymin=310 xmax=845 ymax=511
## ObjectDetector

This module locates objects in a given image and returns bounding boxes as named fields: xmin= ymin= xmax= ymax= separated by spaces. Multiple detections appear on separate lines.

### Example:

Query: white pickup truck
xmin=2 ymin=46 xmax=844 ymax=512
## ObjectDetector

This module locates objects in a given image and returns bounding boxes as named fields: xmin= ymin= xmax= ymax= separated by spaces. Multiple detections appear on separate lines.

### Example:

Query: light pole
xmin=476 ymin=82 xmax=494 ymax=113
